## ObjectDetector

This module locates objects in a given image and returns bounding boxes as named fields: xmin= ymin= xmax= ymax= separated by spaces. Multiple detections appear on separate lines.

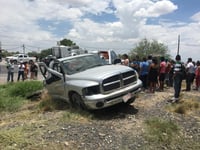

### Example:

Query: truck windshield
xmin=62 ymin=55 xmax=106 ymax=75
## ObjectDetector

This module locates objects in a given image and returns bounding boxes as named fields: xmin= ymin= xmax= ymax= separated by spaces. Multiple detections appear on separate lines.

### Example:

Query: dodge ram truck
xmin=39 ymin=53 xmax=142 ymax=110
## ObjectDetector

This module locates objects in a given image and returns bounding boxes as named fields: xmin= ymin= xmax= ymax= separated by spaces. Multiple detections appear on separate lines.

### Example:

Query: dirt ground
xmin=0 ymin=84 xmax=200 ymax=149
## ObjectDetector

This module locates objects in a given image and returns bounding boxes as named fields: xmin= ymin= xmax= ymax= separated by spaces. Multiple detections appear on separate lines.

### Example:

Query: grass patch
xmin=144 ymin=118 xmax=179 ymax=145
xmin=38 ymin=92 xmax=93 ymax=122
xmin=0 ymin=127 xmax=31 ymax=149
xmin=61 ymin=109 xmax=93 ymax=123
xmin=8 ymin=81 xmax=43 ymax=97
xmin=166 ymin=99 xmax=199 ymax=115
xmin=38 ymin=91 xmax=70 ymax=111
xmin=0 ymin=96 xmax=24 ymax=112
xmin=0 ymin=81 xmax=43 ymax=112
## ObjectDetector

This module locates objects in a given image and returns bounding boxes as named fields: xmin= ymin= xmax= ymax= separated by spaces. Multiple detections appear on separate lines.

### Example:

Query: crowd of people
xmin=5 ymin=53 xmax=200 ymax=103
xmin=6 ymin=59 xmax=38 ymax=82
xmin=121 ymin=53 xmax=200 ymax=103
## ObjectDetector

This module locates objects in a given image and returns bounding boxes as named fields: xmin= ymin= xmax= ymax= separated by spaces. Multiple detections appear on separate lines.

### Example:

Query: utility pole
xmin=0 ymin=41 xmax=1 ymax=52
xmin=22 ymin=44 xmax=25 ymax=54
xmin=0 ymin=41 xmax=2 ymax=62
xmin=177 ymin=34 xmax=180 ymax=55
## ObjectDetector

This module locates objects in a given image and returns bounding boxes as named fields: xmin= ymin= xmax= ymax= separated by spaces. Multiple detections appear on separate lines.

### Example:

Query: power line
xmin=4 ymin=46 xmax=22 ymax=51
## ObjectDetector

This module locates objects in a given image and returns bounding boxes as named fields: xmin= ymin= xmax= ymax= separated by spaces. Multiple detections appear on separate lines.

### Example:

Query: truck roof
xmin=58 ymin=53 xmax=94 ymax=62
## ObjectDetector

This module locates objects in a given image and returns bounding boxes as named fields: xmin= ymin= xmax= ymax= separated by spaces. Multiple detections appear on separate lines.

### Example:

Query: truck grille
xmin=102 ymin=70 xmax=137 ymax=92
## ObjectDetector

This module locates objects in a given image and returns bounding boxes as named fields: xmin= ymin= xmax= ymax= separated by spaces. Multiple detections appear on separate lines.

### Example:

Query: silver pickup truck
xmin=39 ymin=53 xmax=142 ymax=110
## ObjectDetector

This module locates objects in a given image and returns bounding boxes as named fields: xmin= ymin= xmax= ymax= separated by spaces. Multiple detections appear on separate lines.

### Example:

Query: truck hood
xmin=68 ymin=65 xmax=134 ymax=81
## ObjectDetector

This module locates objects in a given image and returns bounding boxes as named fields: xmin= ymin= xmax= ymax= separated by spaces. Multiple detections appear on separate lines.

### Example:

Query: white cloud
xmin=191 ymin=12 xmax=200 ymax=22
xmin=135 ymin=0 xmax=178 ymax=17
xmin=0 ymin=0 xmax=200 ymax=61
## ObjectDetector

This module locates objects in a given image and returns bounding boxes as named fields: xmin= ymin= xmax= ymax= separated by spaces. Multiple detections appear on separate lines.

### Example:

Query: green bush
xmin=8 ymin=81 xmax=43 ymax=97
xmin=0 ymin=81 xmax=43 ymax=112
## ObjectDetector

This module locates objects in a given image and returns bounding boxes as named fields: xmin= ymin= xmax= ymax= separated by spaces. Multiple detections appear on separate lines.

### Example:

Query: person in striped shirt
xmin=171 ymin=54 xmax=183 ymax=103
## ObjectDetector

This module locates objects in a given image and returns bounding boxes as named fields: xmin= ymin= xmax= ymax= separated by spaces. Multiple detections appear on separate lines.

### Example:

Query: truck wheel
xmin=13 ymin=60 xmax=17 ymax=64
xmin=70 ymin=93 xmax=87 ymax=110
xmin=125 ymin=96 xmax=136 ymax=105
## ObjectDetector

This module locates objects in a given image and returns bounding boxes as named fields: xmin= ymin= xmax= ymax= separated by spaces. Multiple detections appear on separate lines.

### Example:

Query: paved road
xmin=0 ymin=59 xmax=44 ymax=84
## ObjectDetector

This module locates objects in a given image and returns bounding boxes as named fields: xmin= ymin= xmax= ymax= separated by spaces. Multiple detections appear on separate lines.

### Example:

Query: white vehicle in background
xmin=90 ymin=50 xmax=121 ymax=64
xmin=52 ymin=45 xmax=87 ymax=58
xmin=5 ymin=53 xmax=36 ymax=64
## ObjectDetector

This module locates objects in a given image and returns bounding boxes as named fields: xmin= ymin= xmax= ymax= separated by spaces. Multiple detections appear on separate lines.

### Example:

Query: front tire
xmin=70 ymin=92 xmax=87 ymax=110
xmin=13 ymin=60 xmax=17 ymax=64
xmin=125 ymin=96 xmax=136 ymax=105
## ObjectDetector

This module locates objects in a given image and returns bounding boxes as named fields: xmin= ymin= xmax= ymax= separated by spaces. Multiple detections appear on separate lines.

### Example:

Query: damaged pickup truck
xmin=39 ymin=53 xmax=142 ymax=110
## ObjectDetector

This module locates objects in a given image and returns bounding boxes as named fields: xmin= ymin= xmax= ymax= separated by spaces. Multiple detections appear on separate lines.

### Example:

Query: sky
xmin=0 ymin=0 xmax=200 ymax=62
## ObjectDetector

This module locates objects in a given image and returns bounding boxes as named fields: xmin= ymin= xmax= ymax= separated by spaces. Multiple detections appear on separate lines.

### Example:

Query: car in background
xmin=39 ymin=53 xmax=142 ymax=110
xmin=5 ymin=53 xmax=36 ymax=64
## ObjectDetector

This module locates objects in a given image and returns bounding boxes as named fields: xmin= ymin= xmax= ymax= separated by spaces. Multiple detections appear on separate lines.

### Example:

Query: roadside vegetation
xmin=0 ymin=81 xmax=43 ymax=112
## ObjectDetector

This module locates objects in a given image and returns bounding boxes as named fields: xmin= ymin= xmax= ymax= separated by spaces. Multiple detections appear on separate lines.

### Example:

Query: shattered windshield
xmin=62 ymin=54 xmax=106 ymax=75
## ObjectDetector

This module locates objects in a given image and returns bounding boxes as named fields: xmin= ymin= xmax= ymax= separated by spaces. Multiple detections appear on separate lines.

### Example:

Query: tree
xmin=38 ymin=48 xmax=52 ymax=60
xmin=59 ymin=39 xmax=77 ymax=47
xmin=129 ymin=38 xmax=170 ymax=60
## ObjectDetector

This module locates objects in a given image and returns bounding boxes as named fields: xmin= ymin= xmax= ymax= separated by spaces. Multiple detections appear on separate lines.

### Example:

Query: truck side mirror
xmin=114 ymin=59 xmax=121 ymax=64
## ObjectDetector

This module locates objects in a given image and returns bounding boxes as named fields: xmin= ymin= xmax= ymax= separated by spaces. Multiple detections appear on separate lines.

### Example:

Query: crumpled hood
xmin=68 ymin=65 xmax=134 ymax=81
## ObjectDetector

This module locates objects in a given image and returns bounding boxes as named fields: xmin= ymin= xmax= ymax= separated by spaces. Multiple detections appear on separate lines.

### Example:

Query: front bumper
xmin=83 ymin=79 xmax=142 ymax=109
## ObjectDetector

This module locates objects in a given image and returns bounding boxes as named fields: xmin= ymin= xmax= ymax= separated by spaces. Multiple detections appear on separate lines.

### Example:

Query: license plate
xmin=123 ymin=93 xmax=132 ymax=103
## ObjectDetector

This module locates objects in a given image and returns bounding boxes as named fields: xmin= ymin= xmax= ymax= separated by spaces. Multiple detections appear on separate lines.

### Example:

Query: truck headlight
xmin=82 ymin=85 xmax=100 ymax=96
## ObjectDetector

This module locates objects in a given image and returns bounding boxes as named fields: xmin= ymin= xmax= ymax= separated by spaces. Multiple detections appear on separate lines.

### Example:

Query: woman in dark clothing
xmin=148 ymin=57 xmax=159 ymax=93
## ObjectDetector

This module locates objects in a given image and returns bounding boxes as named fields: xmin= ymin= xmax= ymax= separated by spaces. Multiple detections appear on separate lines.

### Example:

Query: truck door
xmin=39 ymin=61 xmax=66 ymax=99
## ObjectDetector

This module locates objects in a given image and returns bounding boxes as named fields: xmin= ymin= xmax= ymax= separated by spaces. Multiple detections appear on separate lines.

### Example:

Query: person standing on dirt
xmin=148 ymin=57 xmax=159 ymax=93
xmin=30 ymin=60 xmax=38 ymax=80
xmin=158 ymin=56 xmax=166 ymax=91
xmin=185 ymin=58 xmax=195 ymax=91
xmin=195 ymin=60 xmax=200 ymax=90
xmin=17 ymin=61 xmax=25 ymax=81
xmin=139 ymin=57 xmax=149 ymax=91
xmin=6 ymin=59 xmax=15 ymax=82
xmin=171 ymin=54 xmax=183 ymax=102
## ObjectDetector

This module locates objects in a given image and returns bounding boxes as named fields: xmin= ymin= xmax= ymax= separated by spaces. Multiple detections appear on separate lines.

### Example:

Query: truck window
xmin=52 ymin=62 xmax=63 ymax=74
xmin=111 ymin=51 xmax=118 ymax=63
xmin=99 ymin=51 xmax=109 ymax=59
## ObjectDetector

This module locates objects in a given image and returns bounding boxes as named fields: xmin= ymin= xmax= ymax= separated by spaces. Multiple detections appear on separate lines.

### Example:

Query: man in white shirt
xmin=7 ymin=59 xmax=15 ymax=82
xmin=17 ymin=61 xmax=25 ymax=81
xmin=186 ymin=58 xmax=195 ymax=91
